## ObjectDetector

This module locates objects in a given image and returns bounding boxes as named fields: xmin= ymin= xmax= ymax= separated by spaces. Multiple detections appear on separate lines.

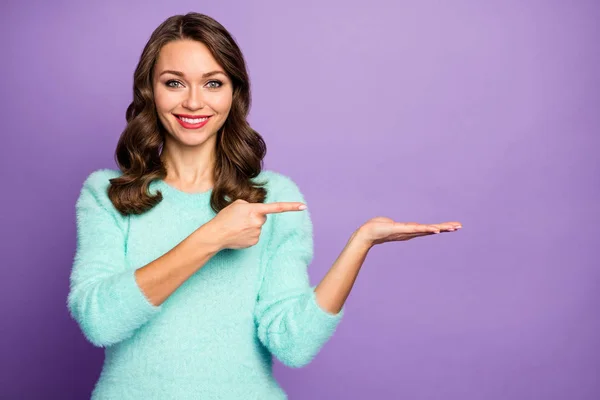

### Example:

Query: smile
xmin=174 ymin=114 xmax=211 ymax=129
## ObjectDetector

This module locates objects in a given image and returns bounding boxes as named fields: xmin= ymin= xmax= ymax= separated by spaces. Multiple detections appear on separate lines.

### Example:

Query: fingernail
xmin=298 ymin=205 xmax=307 ymax=210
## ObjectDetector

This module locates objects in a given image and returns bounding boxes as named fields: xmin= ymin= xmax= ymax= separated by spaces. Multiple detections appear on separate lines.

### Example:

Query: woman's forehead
xmin=155 ymin=40 xmax=222 ymax=76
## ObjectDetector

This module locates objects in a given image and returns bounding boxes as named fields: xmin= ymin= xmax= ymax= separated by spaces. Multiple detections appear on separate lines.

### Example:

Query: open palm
xmin=358 ymin=217 xmax=462 ymax=246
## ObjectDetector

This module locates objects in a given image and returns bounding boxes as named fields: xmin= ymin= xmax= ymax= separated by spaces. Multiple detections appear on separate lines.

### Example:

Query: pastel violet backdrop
xmin=1 ymin=0 xmax=598 ymax=399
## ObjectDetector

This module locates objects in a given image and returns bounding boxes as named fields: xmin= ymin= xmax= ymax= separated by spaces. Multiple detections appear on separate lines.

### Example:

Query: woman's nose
xmin=182 ymin=86 xmax=205 ymax=109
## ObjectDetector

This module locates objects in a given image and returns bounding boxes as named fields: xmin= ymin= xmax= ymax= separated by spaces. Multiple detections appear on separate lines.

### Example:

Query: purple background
xmin=2 ymin=0 xmax=599 ymax=398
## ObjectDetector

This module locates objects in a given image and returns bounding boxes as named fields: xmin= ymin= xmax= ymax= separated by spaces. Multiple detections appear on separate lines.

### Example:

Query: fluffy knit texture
xmin=67 ymin=168 xmax=345 ymax=399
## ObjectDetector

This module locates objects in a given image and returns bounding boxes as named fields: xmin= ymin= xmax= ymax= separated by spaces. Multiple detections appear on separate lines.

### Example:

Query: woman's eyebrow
xmin=158 ymin=70 xmax=226 ymax=78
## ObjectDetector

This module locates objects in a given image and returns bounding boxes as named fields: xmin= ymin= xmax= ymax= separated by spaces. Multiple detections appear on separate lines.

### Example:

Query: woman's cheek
xmin=214 ymin=93 xmax=233 ymax=113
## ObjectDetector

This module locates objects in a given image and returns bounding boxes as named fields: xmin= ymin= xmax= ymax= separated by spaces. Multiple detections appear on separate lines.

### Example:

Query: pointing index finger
xmin=255 ymin=202 xmax=307 ymax=215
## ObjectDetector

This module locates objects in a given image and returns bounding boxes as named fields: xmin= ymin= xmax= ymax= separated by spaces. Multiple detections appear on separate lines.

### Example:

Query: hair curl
xmin=108 ymin=12 xmax=267 ymax=216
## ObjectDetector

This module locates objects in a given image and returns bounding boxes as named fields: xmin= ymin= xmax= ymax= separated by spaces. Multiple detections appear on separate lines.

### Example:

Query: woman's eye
xmin=165 ymin=80 xmax=183 ymax=88
xmin=164 ymin=80 xmax=222 ymax=89
xmin=206 ymin=80 xmax=222 ymax=89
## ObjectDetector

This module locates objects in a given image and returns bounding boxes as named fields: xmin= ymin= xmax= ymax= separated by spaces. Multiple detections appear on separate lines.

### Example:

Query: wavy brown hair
xmin=108 ymin=12 xmax=267 ymax=216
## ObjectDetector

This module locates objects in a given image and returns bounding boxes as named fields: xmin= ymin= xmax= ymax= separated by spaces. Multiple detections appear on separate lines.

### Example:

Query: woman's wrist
xmin=193 ymin=223 xmax=224 ymax=255
xmin=350 ymin=228 xmax=373 ymax=252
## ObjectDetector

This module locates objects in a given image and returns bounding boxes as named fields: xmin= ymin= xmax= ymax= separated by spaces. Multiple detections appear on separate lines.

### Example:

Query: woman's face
xmin=153 ymin=39 xmax=233 ymax=148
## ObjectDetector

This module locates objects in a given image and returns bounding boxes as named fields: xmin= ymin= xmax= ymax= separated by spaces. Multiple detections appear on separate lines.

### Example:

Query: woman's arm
xmin=314 ymin=218 xmax=461 ymax=314
xmin=313 ymin=230 xmax=371 ymax=315
xmin=68 ymin=170 xmax=221 ymax=348
xmin=135 ymin=227 xmax=220 ymax=307
xmin=253 ymin=174 xmax=346 ymax=368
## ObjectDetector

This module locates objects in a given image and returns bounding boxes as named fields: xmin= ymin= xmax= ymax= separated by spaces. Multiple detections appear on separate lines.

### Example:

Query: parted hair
xmin=108 ymin=12 xmax=267 ymax=216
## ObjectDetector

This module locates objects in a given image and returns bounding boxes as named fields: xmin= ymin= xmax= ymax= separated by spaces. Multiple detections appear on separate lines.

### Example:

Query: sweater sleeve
xmin=253 ymin=173 xmax=344 ymax=368
xmin=67 ymin=169 xmax=162 ymax=347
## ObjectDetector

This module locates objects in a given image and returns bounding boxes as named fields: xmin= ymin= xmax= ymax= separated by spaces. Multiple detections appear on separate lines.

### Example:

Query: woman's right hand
xmin=202 ymin=199 xmax=307 ymax=251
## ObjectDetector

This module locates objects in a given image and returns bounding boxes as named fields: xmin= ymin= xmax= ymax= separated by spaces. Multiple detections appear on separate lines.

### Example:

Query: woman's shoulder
xmin=254 ymin=169 xmax=306 ymax=203
xmin=82 ymin=168 xmax=122 ymax=188
xmin=79 ymin=168 xmax=123 ymax=198
xmin=76 ymin=168 xmax=124 ymax=216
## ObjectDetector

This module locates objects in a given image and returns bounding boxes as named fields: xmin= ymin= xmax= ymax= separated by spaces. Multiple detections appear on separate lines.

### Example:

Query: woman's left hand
xmin=354 ymin=217 xmax=462 ymax=249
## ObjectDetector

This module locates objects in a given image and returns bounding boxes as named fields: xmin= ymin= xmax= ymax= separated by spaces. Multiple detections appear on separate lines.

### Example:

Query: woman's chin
xmin=170 ymin=130 xmax=216 ymax=147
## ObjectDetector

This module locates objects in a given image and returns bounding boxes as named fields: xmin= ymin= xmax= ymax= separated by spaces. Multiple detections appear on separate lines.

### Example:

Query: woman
xmin=67 ymin=12 xmax=462 ymax=399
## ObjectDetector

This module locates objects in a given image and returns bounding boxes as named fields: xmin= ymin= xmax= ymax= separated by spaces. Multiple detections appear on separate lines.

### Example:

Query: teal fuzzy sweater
xmin=67 ymin=168 xmax=345 ymax=399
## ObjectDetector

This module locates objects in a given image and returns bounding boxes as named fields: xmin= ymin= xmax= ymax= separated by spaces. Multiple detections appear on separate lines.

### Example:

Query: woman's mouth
xmin=174 ymin=114 xmax=211 ymax=129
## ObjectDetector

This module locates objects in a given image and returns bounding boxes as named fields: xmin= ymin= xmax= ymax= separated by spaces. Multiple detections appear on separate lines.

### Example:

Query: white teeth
xmin=180 ymin=117 xmax=208 ymax=123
